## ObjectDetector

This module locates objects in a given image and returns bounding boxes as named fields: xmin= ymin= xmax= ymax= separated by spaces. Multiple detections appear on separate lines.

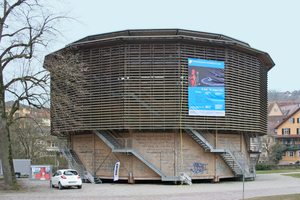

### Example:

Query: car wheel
xmin=58 ymin=182 xmax=63 ymax=190
xmin=78 ymin=185 xmax=82 ymax=189
xmin=15 ymin=173 xmax=20 ymax=178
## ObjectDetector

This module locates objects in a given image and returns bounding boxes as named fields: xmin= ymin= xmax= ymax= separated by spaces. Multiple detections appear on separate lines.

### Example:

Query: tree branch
xmin=1 ymin=27 xmax=29 ymax=38
xmin=4 ymin=70 xmax=49 ymax=90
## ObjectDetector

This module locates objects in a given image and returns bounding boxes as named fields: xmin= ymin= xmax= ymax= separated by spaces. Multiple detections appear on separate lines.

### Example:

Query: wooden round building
xmin=45 ymin=29 xmax=275 ymax=183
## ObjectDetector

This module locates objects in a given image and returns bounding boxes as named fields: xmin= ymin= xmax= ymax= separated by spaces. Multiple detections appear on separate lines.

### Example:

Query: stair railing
xmin=196 ymin=130 xmax=230 ymax=150
xmin=244 ymin=133 xmax=251 ymax=151
xmin=97 ymin=131 xmax=191 ymax=180
xmin=250 ymin=153 xmax=260 ymax=170
xmin=84 ymin=171 xmax=95 ymax=183
xmin=254 ymin=134 xmax=262 ymax=152
xmin=223 ymin=138 xmax=251 ymax=176
xmin=189 ymin=130 xmax=254 ymax=176
xmin=95 ymin=131 xmax=166 ymax=175
xmin=102 ymin=132 xmax=167 ymax=175
xmin=197 ymin=130 xmax=217 ymax=148
xmin=57 ymin=137 xmax=86 ymax=180
xmin=114 ymin=137 xmax=172 ymax=177
xmin=98 ymin=130 xmax=125 ymax=148
xmin=110 ymin=136 xmax=126 ymax=149
xmin=246 ymin=133 xmax=262 ymax=153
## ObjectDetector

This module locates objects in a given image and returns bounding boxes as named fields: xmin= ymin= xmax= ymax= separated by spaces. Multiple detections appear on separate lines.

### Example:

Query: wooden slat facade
xmin=46 ymin=29 xmax=274 ymax=136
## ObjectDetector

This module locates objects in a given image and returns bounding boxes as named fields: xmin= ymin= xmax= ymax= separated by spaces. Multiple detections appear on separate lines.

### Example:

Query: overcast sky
xmin=50 ymin=0 xmax=300 ymax=92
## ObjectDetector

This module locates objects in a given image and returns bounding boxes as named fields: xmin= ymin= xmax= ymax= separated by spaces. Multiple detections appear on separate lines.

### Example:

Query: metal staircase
xmin=84 ymin=171 xmax=103 ymax=184
xmin=221 ymin=151 xmax=243 ymax=175
xmin=185 ymin=129 xmax=213 ymax=152
xmin=57 ymin=137 xmax=86 ymax=181
xmin=95 ymin=130 xmax=121 ymax=149
xmin=245 ymin=133 xmax=262 ymax=154
xmin=70 ymin=150 xmax=82 ymax=165
xmin=94 ymin=130 xmax=191 ymax=184
xmin=94 ymin=175 xmax=103 ymax=184
xmin=57 ymin=136 xmax=102 ymax=184
xmin=184 ymin=129 xmax=227 ymax=154
xmin=180 ymin=172 xmax=192 ymax=185
xmin=244 ymin=133 xmax=261 ymax=175
xmin=250 ymin=154 xmax=260 ymax=174
xmin=185 ymin=129 xmax=255 ymax=178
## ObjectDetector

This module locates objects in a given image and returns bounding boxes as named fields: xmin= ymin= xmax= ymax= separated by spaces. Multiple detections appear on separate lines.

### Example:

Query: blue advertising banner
xmin=188 ymin=58 xmax=225 ymax=116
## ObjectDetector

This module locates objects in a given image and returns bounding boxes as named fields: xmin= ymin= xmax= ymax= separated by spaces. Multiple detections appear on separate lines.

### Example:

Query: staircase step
xmin=95 ymin=130 xmax=121 ymax=149
xmin=94 ymin=176 xmax=102 ymax=184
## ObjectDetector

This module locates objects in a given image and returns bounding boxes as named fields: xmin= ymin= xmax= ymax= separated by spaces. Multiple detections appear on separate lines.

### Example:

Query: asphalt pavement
xmin=0 ymin=172 xmax=299 ymax=200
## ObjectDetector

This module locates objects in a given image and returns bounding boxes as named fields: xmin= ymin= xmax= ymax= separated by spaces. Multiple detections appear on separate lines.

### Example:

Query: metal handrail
xmin=95 ymin=131 xmax=170 ymax=177
xmin=244 ymin=133 xmax=251 ymax=151
xmin=198 ymin=130 xmax=217 ymax=148
xmin=112 ymin=137 xmax=127 ymax=149
xmin=224 ymin=138 xmax=251 ymax=175
xmin=257 ymin=134 xmax=262 ymax=151
xmin=103 ymin=130 xmax=188 ymax=178
xmin=249 ymin=134 xmax=262 ymax=152
xmin=191 ymin=130 xmax=252 ymax=176
xmin=114 ymin=137 xmax=172 ymax=176
xmin=84 ymin=171 xmax=95 ymax=183
xmin=57 ymin=137 xmax=86 ymax=179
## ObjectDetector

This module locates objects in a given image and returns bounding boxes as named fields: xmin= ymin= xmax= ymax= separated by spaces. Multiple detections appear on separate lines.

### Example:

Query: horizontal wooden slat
xmin=49 ymin=41 xmax=268 ymax=135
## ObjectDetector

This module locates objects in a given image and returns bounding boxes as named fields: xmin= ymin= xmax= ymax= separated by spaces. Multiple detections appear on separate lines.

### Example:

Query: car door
xmin=52 ymin=171 xmax=61 ymax=186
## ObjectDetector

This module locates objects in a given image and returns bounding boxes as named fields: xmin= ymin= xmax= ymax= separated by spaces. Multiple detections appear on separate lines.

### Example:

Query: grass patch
xmin=256 ymin=169 xmax=300 ymax=174
xmin=282 ymin=173 xmax=300 ymax=178
xmin=247 ymin=193 xmax=300 ymax=200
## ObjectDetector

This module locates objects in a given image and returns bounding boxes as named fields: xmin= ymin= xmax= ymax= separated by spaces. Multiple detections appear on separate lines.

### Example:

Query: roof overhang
xmin=61 ymin=29 xmax=275 ymax=71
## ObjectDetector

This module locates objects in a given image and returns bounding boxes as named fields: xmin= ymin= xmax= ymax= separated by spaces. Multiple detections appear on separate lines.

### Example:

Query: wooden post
xmin=128 ymin=129 xmax=134 ymax=183
xmin=174 ymin=129 xmax=178 ymax=177
xmin=214 ymin=153 xmax=219 ymax=182
xmin=130 ymin=129 xmax=133 ymax=172
xmin=93 ymin=132 xmax=95 ymax=176
xmin=240 ymin=132 xmax=243 ymax=152
xmin=216 ymin=130 xmax=218 ymax=148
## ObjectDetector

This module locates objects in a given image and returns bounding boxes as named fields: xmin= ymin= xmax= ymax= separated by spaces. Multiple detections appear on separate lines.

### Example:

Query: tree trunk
xmin=0 ymin=94 xmax=18 ymax=190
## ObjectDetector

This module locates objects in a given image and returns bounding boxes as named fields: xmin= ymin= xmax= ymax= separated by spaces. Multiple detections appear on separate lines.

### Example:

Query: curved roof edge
xmin=62 ymin=29 xmax=275 ymax=71
xmin=71 ymin=29 xmax=251 ymax=47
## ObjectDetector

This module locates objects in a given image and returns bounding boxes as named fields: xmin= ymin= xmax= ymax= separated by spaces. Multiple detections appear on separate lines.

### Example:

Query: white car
xmin=51 ymin=169 xmax=82 ymax=189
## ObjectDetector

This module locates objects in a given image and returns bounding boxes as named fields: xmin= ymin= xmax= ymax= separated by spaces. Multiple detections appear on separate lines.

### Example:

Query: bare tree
xmin=10 ymin=117 xmax=47 ymax=159
xmin=0 ymin=0 xmax=67 ymax=190
xmin=261 ymin=136 xmax=274 ymax=162
xmin=261 ymin=136 xmax=283 ymax=165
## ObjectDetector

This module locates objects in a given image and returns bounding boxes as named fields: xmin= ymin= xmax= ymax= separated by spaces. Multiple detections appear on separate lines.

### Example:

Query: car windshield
xmin=64 ymin=170 xmax=78 ymax=176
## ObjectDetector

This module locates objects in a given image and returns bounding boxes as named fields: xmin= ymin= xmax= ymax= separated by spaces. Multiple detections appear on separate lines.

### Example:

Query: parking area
xmin=0 ymin=173 xmax=299 ymax=200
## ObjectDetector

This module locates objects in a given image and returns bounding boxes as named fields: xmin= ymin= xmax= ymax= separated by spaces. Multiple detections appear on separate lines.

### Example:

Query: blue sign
xmin=188 ymin=58 xmax=225 ymax=116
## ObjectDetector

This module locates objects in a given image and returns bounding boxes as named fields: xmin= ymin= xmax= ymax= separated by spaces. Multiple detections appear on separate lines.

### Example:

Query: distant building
xmin=260 ymin=101 xmax=299 ymax=162
xmin=278 ymin=91 xmax=293 ymax=97
xmin=277 ymin=101 xmax=299 ymax=116
xmin=5 ymin=100 xmax=31 ymax=118
xmin=275 ymin=108 xmax=300 ymax=164
xmin=5 ymin=101 xmax=58 ymax=157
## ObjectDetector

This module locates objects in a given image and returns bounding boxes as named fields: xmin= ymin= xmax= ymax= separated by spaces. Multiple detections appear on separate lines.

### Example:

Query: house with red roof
xmin=274 ymin=107 xmax=300 ymax=164
xmin=260 ymin=102 xmax=300 ymax=163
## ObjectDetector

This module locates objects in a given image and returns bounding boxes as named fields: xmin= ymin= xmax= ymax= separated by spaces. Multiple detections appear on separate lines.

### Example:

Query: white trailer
xmin=0 ymin=159 xmax=31 ymax=178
